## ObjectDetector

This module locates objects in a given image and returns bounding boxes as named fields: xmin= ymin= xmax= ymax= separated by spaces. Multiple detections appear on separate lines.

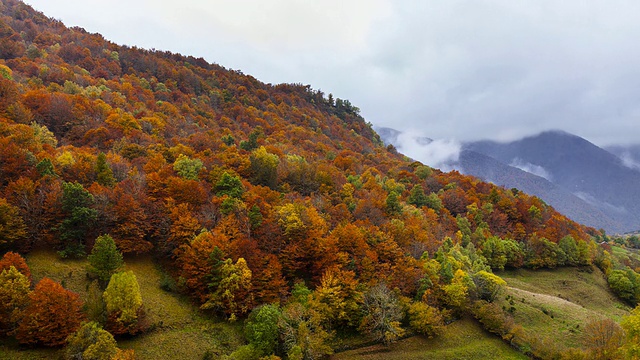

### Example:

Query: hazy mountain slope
xmin=377 ymin=127 xmax=636 ymax=233
xmin=466 ymin=131 xmax=640 ymax=232
xmin=606 ymin=144 xmax=640 ymax=171
xmin=457 ymin=150 xmax=624 ymax=232
xmin=374 ymin=126 xmax=434 ymax=147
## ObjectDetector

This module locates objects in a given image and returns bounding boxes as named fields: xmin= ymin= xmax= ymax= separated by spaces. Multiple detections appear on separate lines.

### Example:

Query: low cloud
xmin=574 ymin=192 xmax=628 ymax=215
xmin=393 ymin=131 xmax=461 ymax=171
xmin=509 ymin=158 xmax=553 ymax=181
xmin=619 ymin=152 xmax=640 ymax=171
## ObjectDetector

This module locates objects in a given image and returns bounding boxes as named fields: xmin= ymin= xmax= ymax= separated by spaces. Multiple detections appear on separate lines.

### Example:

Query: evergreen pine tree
xmin=96 ymin=153 xmax=115 ymax=187
xmin=87 ymin=234 xmax=124 ymax=283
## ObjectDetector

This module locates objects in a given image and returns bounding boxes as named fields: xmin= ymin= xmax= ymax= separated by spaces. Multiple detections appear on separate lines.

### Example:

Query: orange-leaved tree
xmin=14 ymin=277 xmax=85 ymax=346
xmin=0 ymin=251 xmax=31 ymax=280
xmin=0 ymin=197 xmax=27 ymax=249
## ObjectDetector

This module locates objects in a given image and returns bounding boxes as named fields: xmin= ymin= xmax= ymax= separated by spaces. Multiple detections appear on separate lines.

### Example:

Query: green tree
xmin=65 ymin=322 xmax=118 ymax=360
xmin=482 ymin=237 xmax=507 ymax=271
xmin=528 ymin=205 xmax=542 ymax=223
xmin=359 ymin=283 xmax=405 ymax=345
xmin=173 ymin=154 xmax=204 ymax=180
xmin=214 ymin=171 xmax=244 ymax=198
xmin=525 ymin=236 xmax=563 ymax=269
xmin=291 ymin=281 xmax=312 ymax=306
xmin=0 ymin=64 xmax=12 ymax=80
xmin=87 ymin=234 xmax=124 ymax=283
xmin=36 ymin=158 xmax=56 ymax=177
xmin=456 ymin=216 xmax=472 ymax=247
xmin=248 ymin=205 xmax=263 ymax=230
xmin=608 ymin=270 xmax=636 ymax=304
xmin=85 ymin=280 xmax=106 ymax=324
xmin=576 ymin=239 xmax=592 ymax=266
xmin=385 ymin=191 xmax=402 ymax=215
xmin=414 ymin=165 xmax=432 ymax=180
xmin=628 ymin=235 xmax=640 ymax=249
xmin=472 ymin=270 xmax=506 ymax=302
xmin=228 ymin=345 xmax=262 ymax=360
xmin=103 ymin=271 xmax=143 ymax=332
xmin=221 ymin=134 xmax=235 ymax=146
xmin=58 ymin=182 xmax=97 ymax=258
xmin=439 ymin=256 xmax=455 ymax=284
xmin=244 ymin=304 xmax=281 ymax=356
xmin=408 ymin=184 xmax=428 ymax=208
xmin=96 ymin=152 xmax=115 ymax=187
xmin=559 ymin=236 xmax=579 ymax=266
xmin=424 ymin=193 xmax=443 ymax=212
xmin=240 ymin=128 xmax=262 ymax=151
xmin=206 ymin=246 xmax=226 ymax=292
xmin=503 ymin=238 xmax=525 ymax=268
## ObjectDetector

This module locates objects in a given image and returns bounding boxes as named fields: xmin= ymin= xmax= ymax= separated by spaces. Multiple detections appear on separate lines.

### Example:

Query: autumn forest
xmin=1 ymin=1 xmax=640 ymax=359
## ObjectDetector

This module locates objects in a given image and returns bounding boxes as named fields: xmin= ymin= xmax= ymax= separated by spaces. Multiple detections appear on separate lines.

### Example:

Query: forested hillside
xmin=2 ymin=1 xmax=637 ymax=359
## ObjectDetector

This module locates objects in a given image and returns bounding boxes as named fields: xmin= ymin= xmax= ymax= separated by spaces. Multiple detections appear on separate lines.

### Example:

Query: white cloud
xmin=509 ymin=158 xmax=553 ymax=181
xmin=618 ymin=152 xmax=640 ymax=171
xmin=394 ymin=131 xmax=461 ymax=171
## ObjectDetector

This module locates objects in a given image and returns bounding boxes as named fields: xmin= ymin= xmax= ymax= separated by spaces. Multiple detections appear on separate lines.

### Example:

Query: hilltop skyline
xmin=25 ymin=0 xmax=640 ymax=146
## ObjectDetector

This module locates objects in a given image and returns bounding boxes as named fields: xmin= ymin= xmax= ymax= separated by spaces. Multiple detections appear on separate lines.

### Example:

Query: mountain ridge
xmin=378 ymin=127 xmax=640 ymax=233
xmin=464 ymin=131 xmax=640 ymax=233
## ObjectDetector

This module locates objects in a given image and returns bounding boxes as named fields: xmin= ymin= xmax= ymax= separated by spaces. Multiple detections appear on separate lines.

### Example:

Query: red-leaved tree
xmin=14 ymin=277 xmax=85 ymax=346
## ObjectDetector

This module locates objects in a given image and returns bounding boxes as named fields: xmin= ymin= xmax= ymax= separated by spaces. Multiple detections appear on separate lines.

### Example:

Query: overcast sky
xmin=24 ymin=0 xmax=640 ymax=146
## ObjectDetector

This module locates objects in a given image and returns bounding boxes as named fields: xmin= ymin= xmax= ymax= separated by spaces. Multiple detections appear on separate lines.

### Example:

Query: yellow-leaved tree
xmin=103 ymin=271 xmax=144 ymax=335
xmin=0 ymin=266 xmax=30 ymax=334
xmin=622 ymin=305 xmax=640 ymax=359
xmin=443 ymin=269 xmax=472 ymax=311
xmin=310 ymin=267 xmax=363 ymax=329
xmin=202 ymin=257 xmax=254 ymax=321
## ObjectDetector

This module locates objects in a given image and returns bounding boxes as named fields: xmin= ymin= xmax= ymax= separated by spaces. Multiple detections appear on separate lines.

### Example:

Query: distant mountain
xmin=374 ymin=126 xmax=433 ymax=147
xmin=605 ymin=144 xmax=640 ymax=171
xmin=458 ymin=149 xmax=625 ymax=232
xmin=464 ymin=131 xmax=640 ymax=233
xmin=378 ymin=128 xmax=640 ymax=233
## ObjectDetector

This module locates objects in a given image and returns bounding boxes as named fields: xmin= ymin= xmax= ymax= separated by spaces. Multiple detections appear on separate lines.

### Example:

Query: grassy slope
xmin=337 ymin=266 xmax=631 ymax=359
xmin=497 ymin=267 xmax=631 ymax=350
xmin=0 ymin=250 xmax=243 ymax=360
xmin=2 ymin=253 xmax=633 ymax=359
xmin=332 ymin=317 xmax=527 ymax=360
xmin=2 ymin=252 xmax=527 ymax=360
xmin=117 ymin=256 xmax=244 ymax=359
